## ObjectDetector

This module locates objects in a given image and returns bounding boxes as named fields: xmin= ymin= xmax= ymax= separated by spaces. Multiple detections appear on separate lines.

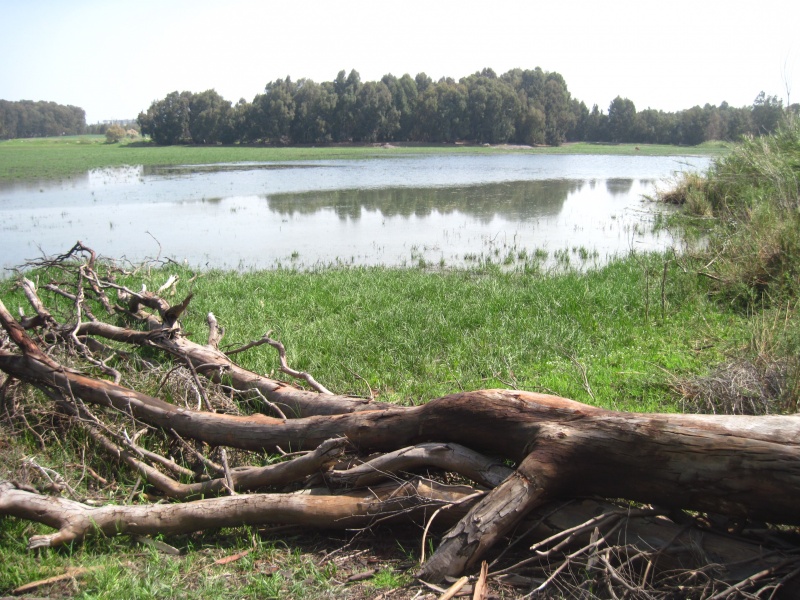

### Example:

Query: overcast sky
xmin=2 ymin=0 xmax=798 ymax=123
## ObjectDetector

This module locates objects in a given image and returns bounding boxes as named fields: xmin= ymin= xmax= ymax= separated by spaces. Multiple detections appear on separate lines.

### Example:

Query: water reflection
xmin=267 ymin=179 xmax=583 ymax=222
xmin=605 ymin=179 xmax=635 ymax=196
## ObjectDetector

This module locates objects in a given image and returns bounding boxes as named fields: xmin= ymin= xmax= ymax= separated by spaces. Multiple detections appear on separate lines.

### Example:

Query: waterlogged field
xmin=0 ymin=135 xmax=726 ymax=181
xmin=0 ymin=153 xmax=710 ymax=271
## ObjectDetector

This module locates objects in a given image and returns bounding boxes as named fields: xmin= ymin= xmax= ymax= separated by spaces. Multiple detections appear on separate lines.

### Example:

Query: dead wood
xmin=2 ymin=246 xmax=800 ymax=596
xmin=509 ymin=498 xmax=798 ymax=585
xmin=0 ymin=478 xmax=478 ymax=549
xmin=11 ymin=566 xmax=101 ymax=596
xmin=326 ymin=442 xmax=513 ymax=489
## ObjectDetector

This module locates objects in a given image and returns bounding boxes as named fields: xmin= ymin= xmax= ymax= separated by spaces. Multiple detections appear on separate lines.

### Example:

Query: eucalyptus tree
xmin=0 ymin=100 xmax=86 ymax=139
xmin=465 ymin=73 xmax=520 ymax=143
xmin=676 ymin=106 xmax=708 ymax=145
xmin=381 ymin=73 xmax=419 ymax=141
xmin=513 ymin=102 xmax=546 ymax=145
xmin=332 ymin=69 xmax=362 ymax=142
xmin=415 ymin=78 xmax=469 ymax=142
xmin=632 ymin=108 xmax=670 ymax=144
xmin=138 ymin=91 xmax=192 ymax=145
xmin=718 ymin=101 xmax=753 ymax=140
xmin=291 ymin=79 xmax=337 ymax=144
xmin=584 ymin=104 xmax=608 ymax=142
xmin=502 ymin=68 xmax=573 ymax=145
xmin=502 ymin=68 xmax=546 ymax=110
xmin=249 ymin=77 xmax=297 ymax=143
xmin=414 ymin=72 xmax=433 ymax=94
xmin=353 ymin=80 xmax=399 ymax=142
xmin=607 ymin=96 xmax=637 ymax=143
xmin=703 ymin=105 xmax=726 ymax=141
xmin=751 ymin=92 xmax=784 ymax=135
xmin=226 ymin=99 xmax=252 ymax=144
xmin=502 ymin=69 xmax=546 ymax=145
xmin=187 ymin=89 xmax=232 ymax=145
xmin=566 ymin=98 xmax=590 ymax=141
xmin=542 ymin=73 xmax=574 ymax=145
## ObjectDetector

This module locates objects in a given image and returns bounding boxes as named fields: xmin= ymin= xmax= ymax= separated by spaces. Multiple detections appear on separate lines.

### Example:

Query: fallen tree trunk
xmin=1 ymin=247 xmax=800 ymax=593
xmin=3 ymin=300 xmax=800 ymax=581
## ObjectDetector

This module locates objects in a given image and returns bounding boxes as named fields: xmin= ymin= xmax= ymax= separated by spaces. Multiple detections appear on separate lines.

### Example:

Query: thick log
xmin=418 ymin=448 xmax=563 ymax=581
xmin=1 ymin=340 xmax=799 ymax=525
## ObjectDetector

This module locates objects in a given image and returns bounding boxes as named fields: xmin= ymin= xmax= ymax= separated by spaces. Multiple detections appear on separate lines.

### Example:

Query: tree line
xmin=137 ymin=68 xmax=794 ymax=147
xmin=0 ymin=100 xmax=86 ymax=139
xmin=0 ymin=69 xmax=791 ymax=145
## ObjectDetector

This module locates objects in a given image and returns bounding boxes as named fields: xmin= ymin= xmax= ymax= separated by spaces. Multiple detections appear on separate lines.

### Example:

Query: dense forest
xmin=0 ymin=100 xmax=86 ymax=139
xmin=137 ymin=68 xmax=794 ymax=147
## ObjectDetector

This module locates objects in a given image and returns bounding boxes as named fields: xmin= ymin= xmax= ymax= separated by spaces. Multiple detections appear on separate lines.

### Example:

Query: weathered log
xmin=3 ymin=287 xmax=800 ymax=585
xmin=417 ymin=449 xmax=560 ymax=580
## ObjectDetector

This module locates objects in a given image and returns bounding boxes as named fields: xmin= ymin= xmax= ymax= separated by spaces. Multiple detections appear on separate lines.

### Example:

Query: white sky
xmin=2 ymin=0 xmax=798 ymax=123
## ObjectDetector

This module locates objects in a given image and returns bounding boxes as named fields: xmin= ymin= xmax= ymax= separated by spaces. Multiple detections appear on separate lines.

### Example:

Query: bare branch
xmin=226 ymin=333 xmax=334 ymax=395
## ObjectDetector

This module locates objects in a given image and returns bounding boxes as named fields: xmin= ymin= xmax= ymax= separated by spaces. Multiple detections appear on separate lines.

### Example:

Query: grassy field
xmin=171 ymin=255 xmax=745 ymax=413
xmin=0 ymin=135 xmax=728 ymax=181
xmin=0 ymin=253 xmax=748 ymax=414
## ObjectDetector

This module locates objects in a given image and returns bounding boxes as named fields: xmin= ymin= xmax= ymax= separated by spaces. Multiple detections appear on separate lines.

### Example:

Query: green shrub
xmin=104 ymin=124 xmax=127 ymax=143
xmin=675 ymin=119 xmax=800 ymax=305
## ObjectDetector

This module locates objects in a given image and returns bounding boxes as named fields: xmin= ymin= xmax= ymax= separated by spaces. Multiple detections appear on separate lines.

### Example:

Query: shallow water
xmin=0 ymin=154 xmax=709 ymax=271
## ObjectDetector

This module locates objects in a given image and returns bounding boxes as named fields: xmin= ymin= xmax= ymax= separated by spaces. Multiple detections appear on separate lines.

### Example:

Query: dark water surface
xmin=0 ymin=154 xmax=709 ymax=271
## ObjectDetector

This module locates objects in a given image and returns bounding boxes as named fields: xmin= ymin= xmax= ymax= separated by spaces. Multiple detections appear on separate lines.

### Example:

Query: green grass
xmin=182 ymin=256 xmax=747 ymax=412
xmin=0 ymin=135 xmax=727 ymax=182
xmin=0 ymin=518 xmax=350 ymax=599
xmin=0 ymin=252 xmax=745 ymax=414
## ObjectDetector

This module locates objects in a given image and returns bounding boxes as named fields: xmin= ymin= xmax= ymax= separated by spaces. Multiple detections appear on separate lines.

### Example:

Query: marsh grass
xmin=657 ymin=120 xmax=800 ymax=416
xmin=663 ymin=120 xmax=800 ymax=306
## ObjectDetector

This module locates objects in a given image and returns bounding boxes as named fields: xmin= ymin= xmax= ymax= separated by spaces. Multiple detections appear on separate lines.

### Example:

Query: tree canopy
xmin=128 ymin=68 xmax=795 ymax=147
xmin=0 ymin=100 xmax=86 ymax=139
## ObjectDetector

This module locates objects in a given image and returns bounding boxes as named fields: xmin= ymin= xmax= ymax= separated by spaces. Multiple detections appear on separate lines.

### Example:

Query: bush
xmin=105 ymin=124 xmax=127 ymax=143
xmin=674 ymin=119 xmax=800 ymax=305
xmin=658 ymin=172 xmax=712 ymax=216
